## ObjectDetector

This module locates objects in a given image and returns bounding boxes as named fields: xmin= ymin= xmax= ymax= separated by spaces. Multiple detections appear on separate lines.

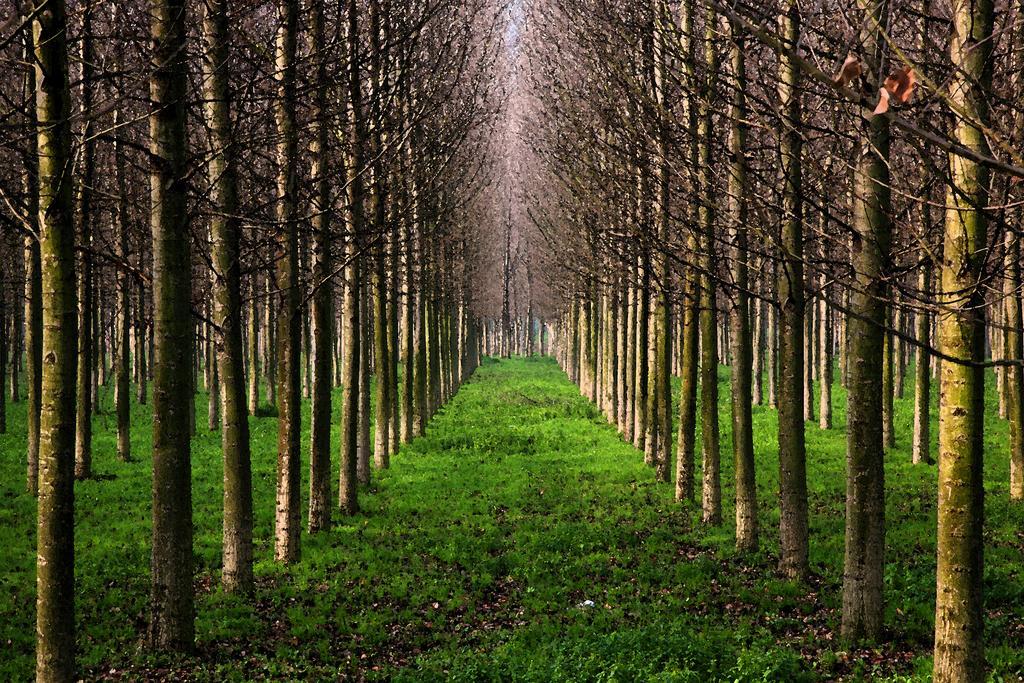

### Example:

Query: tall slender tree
xmin=726 ymin=15 xmax=756 ymax=552
xmin=202 ymin=0 xmax=254 ymax=589
xmin=148 ymin=0 xmax=195 ymax=650
xmin=776 ymin=0 xmax=809 ymax=580
xmin=33 ymin=0 xmax=79 ymax=673
xmin=842 ymin=0 xmax=893 ymax=642
xmin=272 ymin=0 xmax=302 ymax=564
xmin=933 ymin=0 xmax=993 ymax=676
xmin=308 ymin=0 xmax=334 ymax=533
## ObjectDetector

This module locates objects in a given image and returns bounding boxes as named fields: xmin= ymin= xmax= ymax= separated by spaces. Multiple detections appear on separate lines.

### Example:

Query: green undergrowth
xmin=0 ymin=356 xmax=1022 ymax=681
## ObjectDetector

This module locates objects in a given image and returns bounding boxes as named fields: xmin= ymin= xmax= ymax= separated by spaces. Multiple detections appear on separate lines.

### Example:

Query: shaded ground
xmin=0 ymin=357 xmax=1022 ymax=680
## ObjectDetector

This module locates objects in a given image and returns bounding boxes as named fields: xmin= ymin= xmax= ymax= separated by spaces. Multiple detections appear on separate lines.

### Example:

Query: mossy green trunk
xmin=33 ymin=0 xmax=78 ymax=674
xmin=841 ymin=0 xmax=892 ymax=639
xmin=674 ymin=0 xmax=699 ymax=503
xmin=933 ymin=0 xmax=991 ymax=677
xmin=726 ymin=17 xmax=756 ymax=551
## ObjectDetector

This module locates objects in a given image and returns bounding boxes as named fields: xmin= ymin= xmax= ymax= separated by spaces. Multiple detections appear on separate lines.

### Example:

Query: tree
xmin=726 ymin=15 xmax=756 ymax=553
xmin=32 ymin=0 xmax=79 ymax=675
xmin=842 ymin=0 xmax=893 ymax=642
xmin=202 ymin=0 xmax=254 ymax=589
xmin=775 ymin=0 xmax=809 ymax=580
xmin=340 ymin=0 xmax=366 ymax=517
xmin=74 ymin=0 xmax=96 ymax=481
xmin=308 ymin=0 xmax=334 ymax=533
xmin=272 ymin=0 xmax=302 ymax=564
xmin=148 ymin=0 xmax=195 ymax=650
xmin=697 ymin=8 xmax=721 ymax=526
xmin=933 ymin=0 xmax=993 ymax=676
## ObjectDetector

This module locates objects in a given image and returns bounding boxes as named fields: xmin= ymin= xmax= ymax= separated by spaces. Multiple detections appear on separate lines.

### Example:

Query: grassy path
xmin=1 ymin=357 xmax=1022 ymax=680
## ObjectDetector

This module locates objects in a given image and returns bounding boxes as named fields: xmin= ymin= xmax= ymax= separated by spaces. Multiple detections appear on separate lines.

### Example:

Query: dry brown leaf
xmin=883 ymin=66 xmax=916 ymax=104
xmin=873 ymin=87 xmax=891 ymax=115
xmin=833 ymin=53 xmax=862 ymax=87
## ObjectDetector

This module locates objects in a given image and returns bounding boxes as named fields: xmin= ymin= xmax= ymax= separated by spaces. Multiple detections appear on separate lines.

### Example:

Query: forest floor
xmin=1 ymin=356 xmax=1023 ymax=681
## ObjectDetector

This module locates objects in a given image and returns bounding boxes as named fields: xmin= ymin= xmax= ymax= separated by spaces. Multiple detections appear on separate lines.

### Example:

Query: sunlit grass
xmin=0 ymin=357 xmax=1021 ymax=680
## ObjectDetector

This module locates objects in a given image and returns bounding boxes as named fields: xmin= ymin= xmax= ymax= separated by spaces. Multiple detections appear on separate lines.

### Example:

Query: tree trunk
xmin=634 ymin=256 xmax=649 ymax=451
xmin=307 ymin=0 xmax=333 ymax=533
xmin=357 ymin=281 xmax=372 ymax=485
xmin=400 ymin=108 xmax=416 ymax=443
xmin=136 ymin=280 xmax=147 ymax=405
xmin=202 ymin=0 xmax=255 ymax=589
xmin=113 ymin=58 xmax=132 ymax=463
xmin=148 ymin=0 xmax=194 ymax=650
xmin=340 ymin=0 xmax=366 ymax=515
xmin=650 ymin=0 xmax=672 ymax=483
xmin=912 ymin=264 xmax=932 ymax=465
xmin=842 ymin=0 xmax=892 ymax=639
xmin=1 ymin=269 xmax=6 ymax=434
xmin=74 ymin=0 xmax=96 ymax=480
xmin=882 ymin=306 xmax=895 ymax=449
xmin=933 ymin=0 xmax=992 ymax=676
xmin=803 ymin=294 xmax=815 ymax=422
xmin=818 ymin=276 xmax=832 ymax=430
xmin=272 ymin=0 xmax=301 ymax=565
xmin=1004 ymin=223 xmax=1024 ymax=500
xmin=698 ymin=9 xmax=721 ymax=525
xmin=33 ymin=0 xmax=79 ymax=674
xmin=24 ymin=108 xmax=43 ymax=492
xmin=726 ymin=16 xmax=756 ymax=551
xmin=248 ymin=275 xmax=260 ymax=413
xmin=752 ymin=292 xmax=763 ymax=405
xmin=776 ymin=0 xmax=808 ymax=580
xmin=207 ymin=317 xmax=220 ymax=431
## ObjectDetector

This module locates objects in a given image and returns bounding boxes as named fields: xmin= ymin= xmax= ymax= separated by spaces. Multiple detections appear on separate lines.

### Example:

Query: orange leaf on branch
xmin=833 ymin=53 xmax=862 ymax=87
xmin=883 ymin=66 xmax=916 ymax=104
xmin=873 ymin=87 xmax=890 ymax=115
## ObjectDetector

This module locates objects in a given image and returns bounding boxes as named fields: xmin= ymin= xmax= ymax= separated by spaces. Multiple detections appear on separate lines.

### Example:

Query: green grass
xmin=1 ymin=356 xmax=1022 ymax=680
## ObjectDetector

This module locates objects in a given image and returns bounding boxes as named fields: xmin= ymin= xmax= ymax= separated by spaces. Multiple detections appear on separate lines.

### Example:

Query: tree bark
xmin=776 ymin=0 xmax=809 ymax=580
xmin=202 ymin=0 xmax=255 ymax=589
xmin=33 ymin=0 xmax=79 ymax=674
xmin=248 ymin=275 xmax=260 ymax=413
xmin=307 ymin=0 xmax=333 ymax=533
xmin=340 ymin=0 xmax=366 ymax=515
xmin=148 ymin=0 xmax=194 ymax=650
xmin=112 ymin=52 xmax=132 ymax=463
xmin=842 ymin=0 xmax=892 ymax=640
xmin=818 ymin=275 xmax=832 ymax=430
xmin=1004 ymin=223 xmax=1024 ymax=500
xmin=726 ymin=16 xmax=756 ymax=551
xmin=698 ymin=8 xmax=721 ymax=525
xmin=74 ymin=0 xmax=96 ymax=480
xmin=933 ymin=0 xmax=992 ymax=677
xmin=912 ymin=264 xmax=932 ymax=465
xmin=272 ymin=0 xmax=302 ymax=565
